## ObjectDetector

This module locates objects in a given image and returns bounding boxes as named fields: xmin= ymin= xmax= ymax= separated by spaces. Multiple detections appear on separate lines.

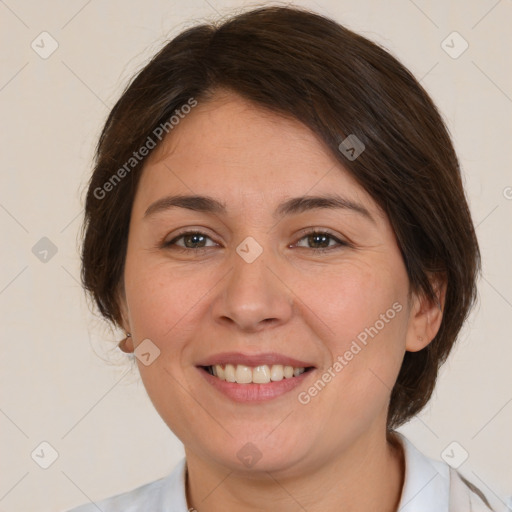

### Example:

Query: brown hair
xmin=80 ymin=5 xmax=480 ymax=429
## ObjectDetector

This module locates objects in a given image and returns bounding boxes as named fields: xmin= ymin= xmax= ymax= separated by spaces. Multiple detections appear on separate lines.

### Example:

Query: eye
xmin=294 ymin=230 xmax=348 ymax=252
xmin=162 ymin=229 xmax=348 ymax=254
xmin=163 ymin=231 xmax=217 ymax=252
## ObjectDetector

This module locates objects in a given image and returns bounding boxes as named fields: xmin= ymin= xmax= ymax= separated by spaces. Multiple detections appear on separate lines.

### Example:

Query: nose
xmin=211 ymin=242 xmax=294 ymax=333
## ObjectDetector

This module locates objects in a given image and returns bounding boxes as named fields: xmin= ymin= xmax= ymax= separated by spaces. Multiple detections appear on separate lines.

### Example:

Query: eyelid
xmin=163 ymin=228 xmax=219 ymax=248
xmin=162 ymin=227 xmax=351 ymax=252
xmin=295 ymin=227 xmax=346 ymax=240
xmin=292 ymin=228 xmax=350 ymax=250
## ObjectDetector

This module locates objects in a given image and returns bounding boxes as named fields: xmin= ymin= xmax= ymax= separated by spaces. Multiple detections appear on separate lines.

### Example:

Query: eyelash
xmin=162 ymin=230 xmax=349 ymax=254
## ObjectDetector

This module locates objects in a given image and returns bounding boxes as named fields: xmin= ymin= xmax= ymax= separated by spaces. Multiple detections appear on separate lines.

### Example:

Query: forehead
xmin=134 ymin=91 xmax=381 ymax=219
xmin=149 ymin=91 xmax=329 ymax=170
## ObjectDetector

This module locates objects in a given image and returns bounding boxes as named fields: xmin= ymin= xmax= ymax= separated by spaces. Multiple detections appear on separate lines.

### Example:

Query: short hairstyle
xmin=80 ymin=5 xmax=480 ymax=429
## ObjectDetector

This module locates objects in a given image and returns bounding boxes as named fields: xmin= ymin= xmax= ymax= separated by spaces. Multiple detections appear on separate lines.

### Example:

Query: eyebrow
xmin=144 ymin=193 xmax=374 ymax=222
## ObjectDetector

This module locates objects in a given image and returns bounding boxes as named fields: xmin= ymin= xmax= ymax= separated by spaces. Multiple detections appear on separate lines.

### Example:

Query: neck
xmin=185 ymin=429 xmax=405 ymax=512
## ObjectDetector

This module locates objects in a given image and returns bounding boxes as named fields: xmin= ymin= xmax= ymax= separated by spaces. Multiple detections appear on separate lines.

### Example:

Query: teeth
xmin=283 ymin=365 xmax=294 ymax=379
xmin=208 ymin=364 xmax=307 ymax=384
xmin=253 ymin=365 xmax=271 ymax=384
xmin=235 ymin=365 xmax=253 ymax=384
xmin=216 ymin=364 xmax=225 ymax=380
xmin=270 ymin=364 xmax=284 ymax=381
xmin=225 ymin=364 xmax=236 ymax=382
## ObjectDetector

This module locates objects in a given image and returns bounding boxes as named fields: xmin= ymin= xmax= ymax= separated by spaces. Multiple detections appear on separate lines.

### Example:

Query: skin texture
xmin=118 ymin=90 xmax=444 ymax=511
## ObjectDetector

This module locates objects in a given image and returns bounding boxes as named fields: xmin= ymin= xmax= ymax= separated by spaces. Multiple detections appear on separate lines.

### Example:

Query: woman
xmin=69 ymin=5 xmax=504 ymax=511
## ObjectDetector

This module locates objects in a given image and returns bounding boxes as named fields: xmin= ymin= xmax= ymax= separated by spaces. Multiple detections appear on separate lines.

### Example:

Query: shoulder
xmin=64 ymin=458 xmax=188 ymax=512
xmin=448 ymin=466 xmax=509 ymax=512
xmin=395 ymin=433 xmax=508 ymax=512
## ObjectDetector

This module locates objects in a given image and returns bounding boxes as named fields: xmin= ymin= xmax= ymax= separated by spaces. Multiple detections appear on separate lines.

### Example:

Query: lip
xmin=196 ymin=351 xmax=315 ymax=368
xmin=197 ymin=366 xmax=315 ymax=402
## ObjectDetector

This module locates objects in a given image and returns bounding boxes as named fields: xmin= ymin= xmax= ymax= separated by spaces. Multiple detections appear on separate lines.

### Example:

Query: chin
xmin=197 ymin=433 xmax=315 ymax=475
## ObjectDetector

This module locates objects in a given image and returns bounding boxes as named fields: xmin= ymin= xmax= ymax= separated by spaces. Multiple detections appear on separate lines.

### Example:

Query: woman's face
xmin=120 ymin=91 xmax=424 ymax=473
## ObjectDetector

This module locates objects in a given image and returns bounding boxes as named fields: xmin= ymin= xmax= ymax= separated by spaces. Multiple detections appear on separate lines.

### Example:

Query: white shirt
xmin=66 ymin=434 xmax=507 ymax=511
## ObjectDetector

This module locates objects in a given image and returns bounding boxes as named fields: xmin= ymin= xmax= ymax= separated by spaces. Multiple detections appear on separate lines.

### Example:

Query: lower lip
xmin=197 ymin=367 xmax=314 ymax=402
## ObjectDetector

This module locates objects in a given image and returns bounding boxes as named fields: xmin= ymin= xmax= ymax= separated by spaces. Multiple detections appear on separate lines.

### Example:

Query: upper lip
xmin=197 ymin=352 xmax=316 ymax=368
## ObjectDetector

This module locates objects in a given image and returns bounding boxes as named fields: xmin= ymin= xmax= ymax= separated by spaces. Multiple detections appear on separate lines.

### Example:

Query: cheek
xmin=294 ymin=258 xmax=409 ymax=409
xmin=295 ymin=257 xmax=408 ymax=348
xmin=122 ymin=260 xmax=208 ymax=432
xmin=124 ymin=257 xmax=212 ymax=343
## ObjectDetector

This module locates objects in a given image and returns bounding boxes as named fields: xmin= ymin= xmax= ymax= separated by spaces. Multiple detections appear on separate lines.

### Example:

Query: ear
xmin=405 ymin=275 xmax=447 ymax=352
xmin=117 ymin=284 xmax=134 ymax=353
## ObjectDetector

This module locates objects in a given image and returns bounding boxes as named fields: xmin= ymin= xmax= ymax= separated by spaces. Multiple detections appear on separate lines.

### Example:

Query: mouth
xmin=195 ymin=352 xmax=317 ymax=402
xmin=200 ymin=364 xmax=315 ymax=384
xmin=196 ymin=354 xmax=316 ymax=402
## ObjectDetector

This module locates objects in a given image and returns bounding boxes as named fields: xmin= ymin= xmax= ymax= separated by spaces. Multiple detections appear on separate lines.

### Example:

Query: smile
xmin=202 ymin=364 xmax=313 ymax=384
xmin=198 ymin=364 xmax=315 ymax=402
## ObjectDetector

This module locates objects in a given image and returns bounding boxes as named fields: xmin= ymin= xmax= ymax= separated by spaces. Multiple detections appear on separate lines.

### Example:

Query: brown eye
xmin=295 ymin=231 xmax=347 ymax=252
xmin=164 ymin=231 xmax=216 ymax=251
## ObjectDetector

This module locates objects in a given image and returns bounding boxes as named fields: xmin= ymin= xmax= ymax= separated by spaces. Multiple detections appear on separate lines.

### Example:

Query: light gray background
xmin=0 ymin=0 xmax=511 ymax=510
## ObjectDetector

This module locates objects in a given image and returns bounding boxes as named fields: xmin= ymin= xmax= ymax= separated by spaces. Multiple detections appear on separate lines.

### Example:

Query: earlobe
xmin=117 ymin=312 xmax=134 ymax=353
xmin=116 ymin=287 xmax=134 ymax=353
xmin=405 ymin=278 xmax=446 ymax=352
xmin=118 ymin=333 xmax=134 ymax=353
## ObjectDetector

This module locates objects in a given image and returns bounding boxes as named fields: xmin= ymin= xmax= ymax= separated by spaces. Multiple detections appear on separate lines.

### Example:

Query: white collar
xmin=395 ymin=432 xmax=450 ymax=511
xmin=159 ymin=457 xmax=188 ymax=511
